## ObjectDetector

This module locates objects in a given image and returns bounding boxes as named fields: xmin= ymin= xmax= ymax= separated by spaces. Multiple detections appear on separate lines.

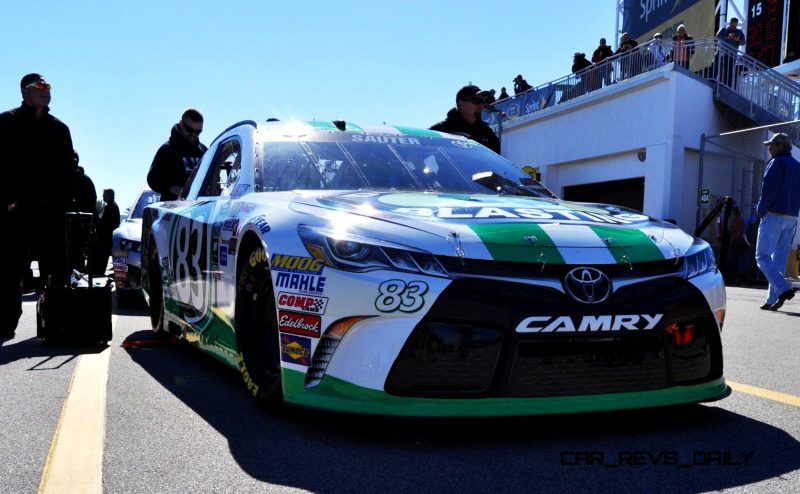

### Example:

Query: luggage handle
xmin=64 ymin=212 xmax=95 ymax=286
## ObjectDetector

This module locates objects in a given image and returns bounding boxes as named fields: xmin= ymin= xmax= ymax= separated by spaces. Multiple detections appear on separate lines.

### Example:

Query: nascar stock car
xmin=141 ymin=119 xmax=729 ymax=417
xmin=112 ymin=188 xmax=159 ymax=306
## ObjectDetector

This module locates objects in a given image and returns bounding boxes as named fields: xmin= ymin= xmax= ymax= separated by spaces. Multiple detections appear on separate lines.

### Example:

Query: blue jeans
xmin=755 ymin=213 xmax=798 ymax=304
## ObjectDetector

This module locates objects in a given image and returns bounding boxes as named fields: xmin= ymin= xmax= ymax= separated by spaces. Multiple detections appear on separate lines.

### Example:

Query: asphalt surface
xmin=1 ymin=285 xmax=798 ymax=493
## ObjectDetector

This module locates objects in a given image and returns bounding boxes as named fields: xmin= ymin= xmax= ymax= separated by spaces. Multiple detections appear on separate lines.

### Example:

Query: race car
xmin=141 ymin=119 xmax=729 ymax=417
xmin=112 ymin=188 xmax=159 ymax=305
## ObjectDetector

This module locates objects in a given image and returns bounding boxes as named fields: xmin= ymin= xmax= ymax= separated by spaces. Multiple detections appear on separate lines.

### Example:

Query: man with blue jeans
xmin=755 ymin=133 xmax=800 ymax=310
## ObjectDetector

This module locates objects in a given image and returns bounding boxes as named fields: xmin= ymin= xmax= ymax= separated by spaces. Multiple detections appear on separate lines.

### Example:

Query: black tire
xmin=147 ymin=243 xmax=165 ymax=334
xmin=235 ymin=246 xmax=282 ymax=407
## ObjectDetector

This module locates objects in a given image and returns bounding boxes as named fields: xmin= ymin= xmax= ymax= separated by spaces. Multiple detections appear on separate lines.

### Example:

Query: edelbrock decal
xmin=515 ymin=314 xmax=664 ymax=333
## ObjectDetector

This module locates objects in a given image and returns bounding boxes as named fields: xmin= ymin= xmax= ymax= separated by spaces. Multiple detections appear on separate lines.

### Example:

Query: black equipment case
xmin=36 ymin=212 xmax=112 ymax=344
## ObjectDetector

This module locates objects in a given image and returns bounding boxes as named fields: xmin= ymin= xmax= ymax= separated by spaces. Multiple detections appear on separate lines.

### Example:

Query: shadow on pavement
xmin=124 ymin=338 xmax=800 ymax=493
xmin=0 ymin=336 xmax=107 ymax=367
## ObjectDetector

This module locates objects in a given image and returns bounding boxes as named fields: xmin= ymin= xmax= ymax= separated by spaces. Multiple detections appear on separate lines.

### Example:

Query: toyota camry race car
xmin=141 ymin=119 xmax=729 ymax=417
xmin=112 ymin=188 xmax=159 ymax=306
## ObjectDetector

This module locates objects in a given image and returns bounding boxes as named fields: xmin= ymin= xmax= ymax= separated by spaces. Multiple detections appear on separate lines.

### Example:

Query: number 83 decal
xmin=375 ymin=279 xmax=429 ymax=313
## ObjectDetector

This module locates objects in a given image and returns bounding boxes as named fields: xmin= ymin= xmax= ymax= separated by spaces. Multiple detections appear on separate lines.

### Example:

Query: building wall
xmin=500 ymin=66 xmax=732 ymax=232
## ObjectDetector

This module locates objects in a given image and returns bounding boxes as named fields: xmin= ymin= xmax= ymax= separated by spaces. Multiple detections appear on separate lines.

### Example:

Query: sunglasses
xmin=467 ymin=97 xmax=486 ymax=104
xmin=181 ymin=121 xmax=203 ymax=135
xmin=26 ymin=81 xmax=51 ymax=91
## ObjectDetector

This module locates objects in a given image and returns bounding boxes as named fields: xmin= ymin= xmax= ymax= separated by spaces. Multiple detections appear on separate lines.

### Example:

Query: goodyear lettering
xmin=516 ymin=314 xmax=663 ymax=333
xmin=249 ymin=249 xmax=267 ymax=267
xmin=392 ymin=207 xmax=648 ymax=225
xmin=270 ymin=254 xmax=324 ymax=274
xmin=252 ymin=216 xmax=271 ymax=234
xmin=275 ymin=272 xmax=326 ymax=293
xmin=351 ymin=135 xmax=421 ymax=145
xmin=236 ymin=353 xmax=260 ymax=396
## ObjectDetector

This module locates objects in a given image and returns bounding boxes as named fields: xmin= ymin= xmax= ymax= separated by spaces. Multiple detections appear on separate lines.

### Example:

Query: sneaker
xmin=760 ymin=303 xmax=774 ymax=310
xmin=770 ymin=288 xmax=797 ymax=311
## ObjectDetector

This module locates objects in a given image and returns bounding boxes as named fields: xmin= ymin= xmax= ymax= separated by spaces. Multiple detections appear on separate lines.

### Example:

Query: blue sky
xmin=0 ymin=1 xmax=739 ymax=210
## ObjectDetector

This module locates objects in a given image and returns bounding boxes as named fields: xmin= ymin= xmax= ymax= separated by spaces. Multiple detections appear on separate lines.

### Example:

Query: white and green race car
xmin=141 ymin=119 xmax=729 ymax=417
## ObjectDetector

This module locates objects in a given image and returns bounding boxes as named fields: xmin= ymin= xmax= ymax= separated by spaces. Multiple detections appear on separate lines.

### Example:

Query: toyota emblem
xmin=564 ymin=267 xmax=612 ymax=304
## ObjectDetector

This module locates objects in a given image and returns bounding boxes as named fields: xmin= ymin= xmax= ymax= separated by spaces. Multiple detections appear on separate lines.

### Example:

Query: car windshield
xmin=129 ymin=190 xmax=160 ymax=219
xmin=260 ymin=134 xmax=552 ymax=196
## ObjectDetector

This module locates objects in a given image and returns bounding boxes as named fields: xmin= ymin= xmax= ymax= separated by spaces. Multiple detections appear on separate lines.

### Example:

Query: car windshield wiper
xmin=471 ymin=171 xmax=540 ymax=197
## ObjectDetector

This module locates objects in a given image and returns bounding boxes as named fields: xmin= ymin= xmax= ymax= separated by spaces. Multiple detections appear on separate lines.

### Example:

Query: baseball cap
xmin=600 ymin=38 xmax=607 ymax=43
xmin=20 ymin=73 xmax=45 ymax=89
xmin=763 ymin=133 xmax=791 ymax=146
xmin=456 ymin=85 xmax=489 ymax=102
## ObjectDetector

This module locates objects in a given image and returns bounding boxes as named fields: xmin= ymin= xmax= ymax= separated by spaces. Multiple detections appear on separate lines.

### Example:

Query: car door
xmin=166 ymin=135 xmax=247 ymax=339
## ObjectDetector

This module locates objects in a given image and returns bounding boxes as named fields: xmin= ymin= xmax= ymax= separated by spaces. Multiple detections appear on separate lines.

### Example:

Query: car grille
xmin=384 ymin=277 xmax=721 ymax=398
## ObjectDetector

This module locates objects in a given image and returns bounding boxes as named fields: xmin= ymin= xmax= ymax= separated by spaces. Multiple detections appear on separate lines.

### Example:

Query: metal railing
xmin=485 ymin=37 xmax=800 ymax=129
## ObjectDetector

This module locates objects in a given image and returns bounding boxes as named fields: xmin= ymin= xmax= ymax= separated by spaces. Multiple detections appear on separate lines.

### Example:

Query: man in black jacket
xmin=430 ymin=85 xmax=501 ymax=153
xmin=0 ymin=73 xmax=76 ymax=337
xmin=147 ymin=108 xmax=207 ymax=201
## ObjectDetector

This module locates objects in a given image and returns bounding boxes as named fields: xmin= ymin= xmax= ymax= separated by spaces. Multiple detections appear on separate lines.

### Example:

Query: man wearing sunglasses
xmin=147 ymin=108 xmax=208 ymax=201
xmin=0 ymin=73 xmax=76 ymax=337
xmin=430 ymin=85 xmax=501 ymax=153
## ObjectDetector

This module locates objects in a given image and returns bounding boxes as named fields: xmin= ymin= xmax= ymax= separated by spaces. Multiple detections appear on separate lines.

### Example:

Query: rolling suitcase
xmin=36 ymin=212 xmax=112 ymax=344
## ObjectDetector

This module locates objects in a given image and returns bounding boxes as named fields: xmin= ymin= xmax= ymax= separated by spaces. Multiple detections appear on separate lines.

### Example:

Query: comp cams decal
xmin=277 ymin=292 xmax=328 ymax=315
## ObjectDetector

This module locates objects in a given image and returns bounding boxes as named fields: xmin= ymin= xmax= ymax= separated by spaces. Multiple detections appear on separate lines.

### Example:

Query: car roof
xmin=253 ymin=119 xmax=467 ymax=140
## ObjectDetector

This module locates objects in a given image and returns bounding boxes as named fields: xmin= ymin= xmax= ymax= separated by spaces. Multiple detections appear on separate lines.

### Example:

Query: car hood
xmin=113 ymin=218 xmax=143 ymax=242
xmin=284 ymin=191 xmax=691 ymax=264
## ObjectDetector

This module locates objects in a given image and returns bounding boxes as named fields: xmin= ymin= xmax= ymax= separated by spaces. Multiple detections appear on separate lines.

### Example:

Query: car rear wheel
xmin=235 ymin=246 xmax=282 ymax=407
xmin=147 ymin=243 xmax=165 ymax=333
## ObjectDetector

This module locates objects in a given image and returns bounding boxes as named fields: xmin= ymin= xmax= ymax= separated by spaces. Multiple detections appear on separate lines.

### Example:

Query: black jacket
xmin=146 ymin=124 xmax=207 ymax=200
xmin=430 ymin=108 xmax=501 ymax=153
xmin=0 ymin=103 xmax=75 ymax=216
xmin=98 ymin=201 xmax=120 ymax=237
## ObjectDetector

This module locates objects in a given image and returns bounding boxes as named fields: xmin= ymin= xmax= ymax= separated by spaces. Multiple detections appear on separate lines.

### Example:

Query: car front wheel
xmin=235 ymin=246 xmax=282 ymax=407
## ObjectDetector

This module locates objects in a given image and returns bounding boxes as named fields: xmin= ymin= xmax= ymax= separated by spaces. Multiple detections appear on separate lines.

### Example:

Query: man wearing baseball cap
xmin=430 ymin=85 xmax=500 ymax=153
xmin=755 ymin=132 xmax=800 ymax=310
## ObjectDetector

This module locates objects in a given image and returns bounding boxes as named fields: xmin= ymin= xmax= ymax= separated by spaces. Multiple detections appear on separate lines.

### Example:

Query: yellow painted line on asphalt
xmin=38 ymin=315 xmax=116 ymax=494
xmin=728 ymin=380 xmax=800 ymax=408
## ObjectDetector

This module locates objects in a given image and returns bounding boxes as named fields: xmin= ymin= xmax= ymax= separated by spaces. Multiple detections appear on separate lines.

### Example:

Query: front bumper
xmin=283 ymin=268 xmax=727 ymax=416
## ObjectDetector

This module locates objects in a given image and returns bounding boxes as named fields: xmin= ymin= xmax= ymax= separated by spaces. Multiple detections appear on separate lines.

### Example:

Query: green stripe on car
xmin=469 ymin=223 xmax=566 ymax=264
xmin=589 ymin=225 xmax=665 ymax=263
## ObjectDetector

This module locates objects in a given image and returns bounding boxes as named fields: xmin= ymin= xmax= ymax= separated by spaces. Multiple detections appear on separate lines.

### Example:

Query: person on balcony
xmin=715 ymin=17 xmax=746 ymax=87
xmin=649 ymin=33 xmax=668 ymax=69
xmin=592 ymin=37 xmax=614 ymax=86
xmin=615 ymin=32 xmax=639 ymax=79
xmin=497 ymin=87 xmax=510 ymax=101
xmin=513 ymin=75 xmax=532 ymax=95
xmin=571 ymin=52 xmax=594 ymax=96
xmin=670 ymin=25 xmax=695 ymax=70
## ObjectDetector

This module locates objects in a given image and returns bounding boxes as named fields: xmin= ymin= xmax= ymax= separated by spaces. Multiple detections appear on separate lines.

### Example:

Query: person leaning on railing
xmin=670 ymin=24 xmax=695 ymax=70
xmin=615 ymin=32 xmax=639 ymax=79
